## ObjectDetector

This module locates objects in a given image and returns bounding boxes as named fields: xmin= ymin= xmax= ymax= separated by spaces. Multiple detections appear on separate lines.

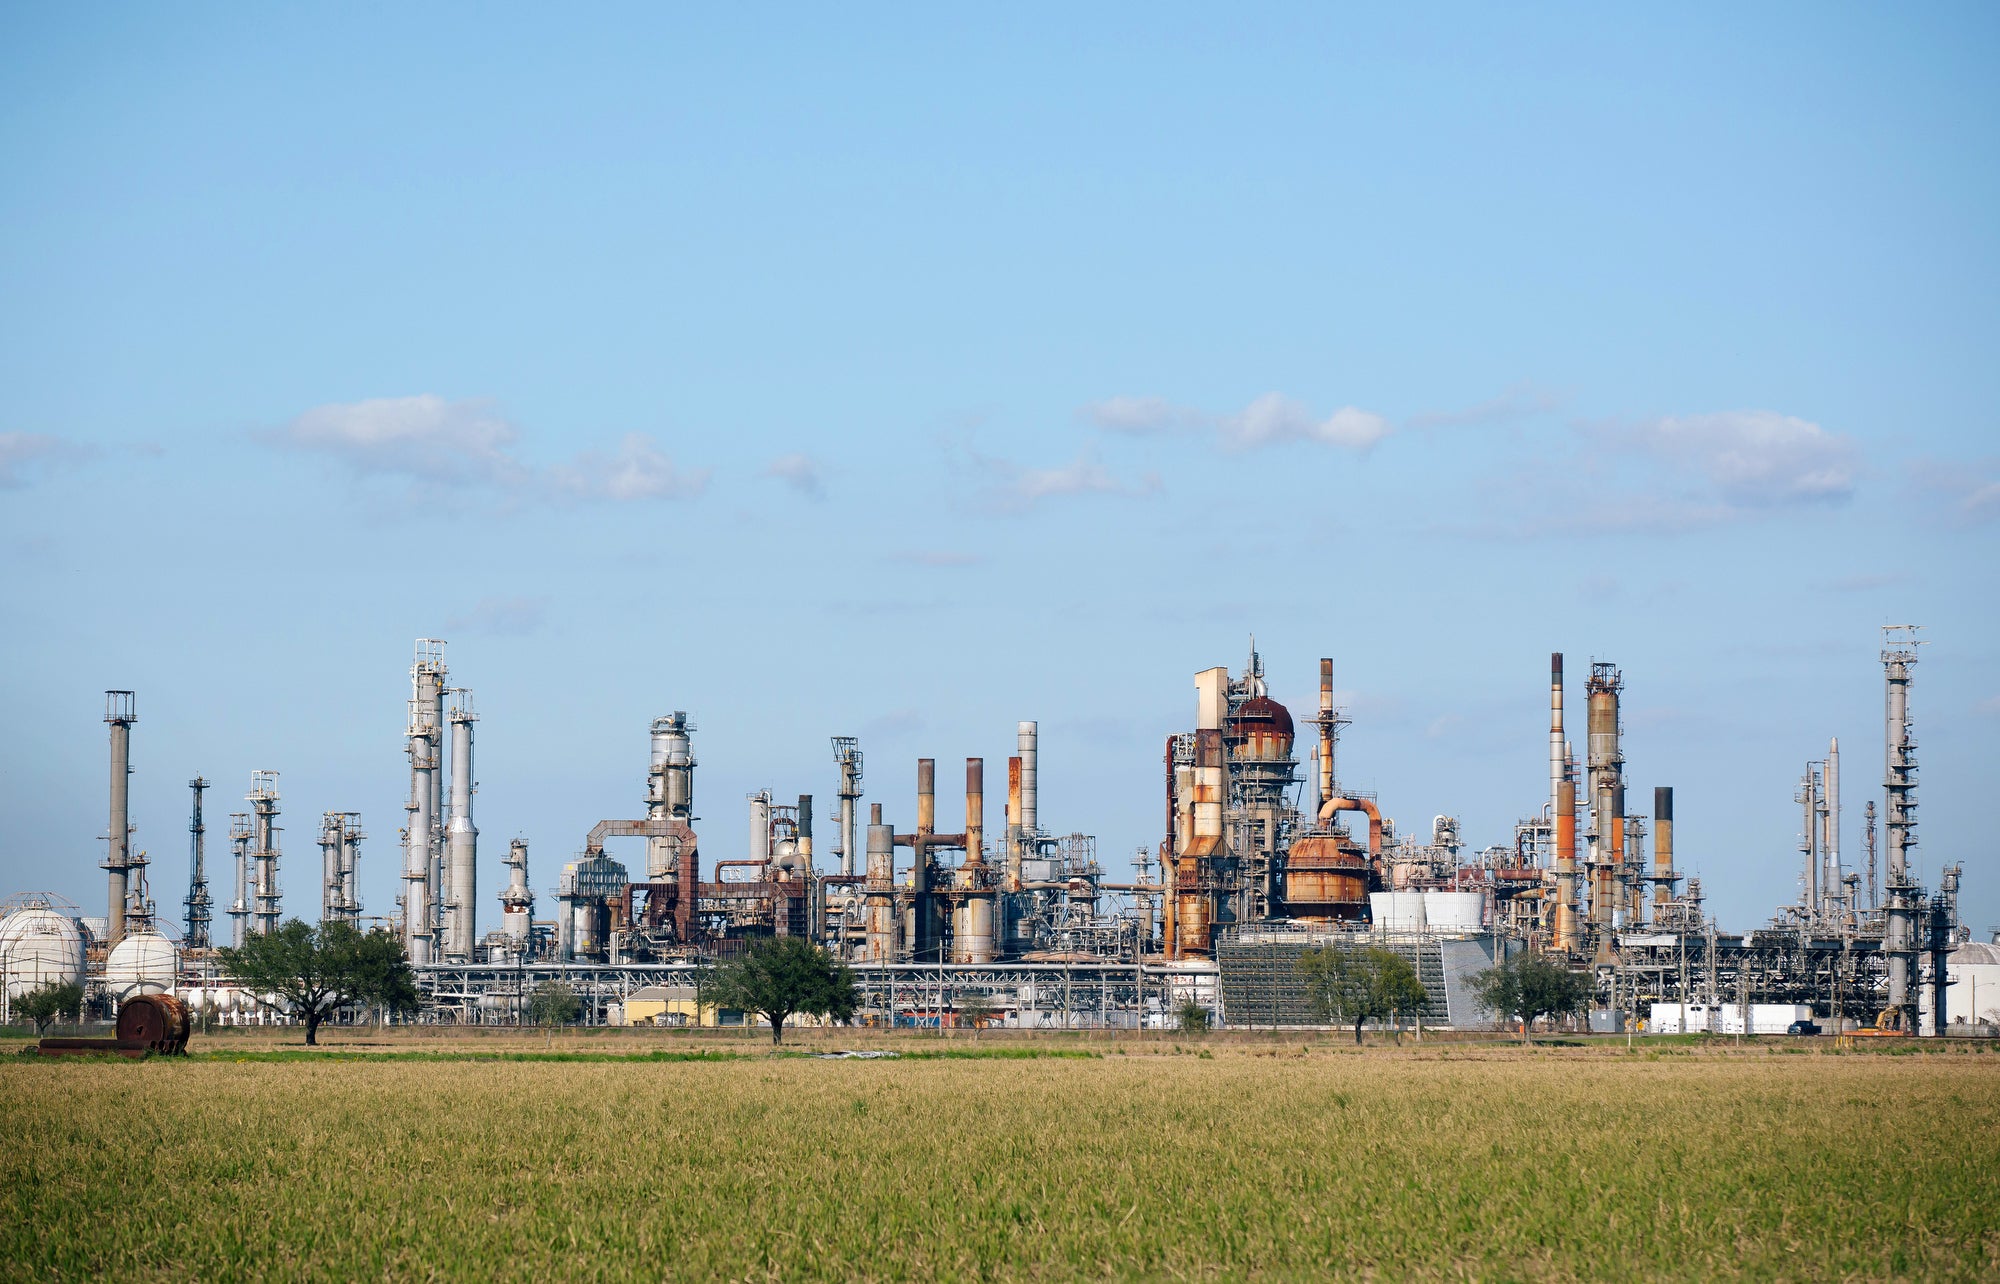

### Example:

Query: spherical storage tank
xmin=105 ymin=931 xmax=178 ymax=1001
xmin=0 ymin=906 xmax=87 ymax=999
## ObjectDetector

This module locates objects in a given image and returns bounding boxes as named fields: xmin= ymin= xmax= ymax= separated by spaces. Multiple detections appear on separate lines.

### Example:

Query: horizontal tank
xmin=0 ymin=906 xmax=86 ymax=998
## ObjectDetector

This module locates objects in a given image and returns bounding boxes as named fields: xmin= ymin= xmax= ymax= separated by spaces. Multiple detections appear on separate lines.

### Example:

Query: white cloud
xmin=763 ymin=452 xmax=825 ymax=498
xmin=548 ymin=433 xmax=707 ymax=502
xmin=974 ymin=450 xmax=1160 ymax=513
xmin=277 ymin=396 xmax=705 ymax=505
xmin=282 ymin=395 xmax=525 ymax=486
xmin=1084 ymin=392 xmax=1392 ymax=453
xmin=1221 ymin=394 xmax=1391 ymax=451
xmin=0 ymin=432 xmax=92 ymax=487
xmin=1605 ymin=411 xmax=1856 ymax=507
xmin=957 ymin=440 xmax=1162 ymax=514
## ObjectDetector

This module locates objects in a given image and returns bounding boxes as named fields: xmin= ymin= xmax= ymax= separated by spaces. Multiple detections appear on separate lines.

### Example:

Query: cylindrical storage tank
xmin=0 ymin=907 xmax=87 ymax=999
xmin=1421 ymin=891 xmax=1485 ymax=934
xmin=105 ymin=930 xmax=179 ymax=1001
xmin=1282 ymin=836 xmax=1370 ymax=919
xmin=1368 ymin=892 xmax=1427 ymax=932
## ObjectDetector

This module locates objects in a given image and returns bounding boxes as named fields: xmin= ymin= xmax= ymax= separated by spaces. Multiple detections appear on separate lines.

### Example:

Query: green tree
xmin=16 ymin=979 xmax=86 ymax=1037
xmin=528 ymin=980 xmax=582 ymax=1030
xmin=1471 ymin=951 xmax=1592 ymax=1044
xmin=1299 ymin=945 xmax=1429 ymax=1045
xmin=1175 ymin=999 xmax=1210 ymax=1035
xmin=217 ymin=920 xmax=418 ymax=1046
xmin=954 ymin=992 xmax=997 ymax=1037
xmin=701 ymin=937 xmax=857 ymax=1045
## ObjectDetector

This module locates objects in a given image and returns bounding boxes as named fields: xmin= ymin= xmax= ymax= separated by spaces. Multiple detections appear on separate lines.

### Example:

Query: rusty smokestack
xmin=797 ymin=794 xmax=813 ymax=871
xmin=1653 ymin=786 xmax=1673 ymax=906
xmin=1317 ymin=658 xmax=1335 ymax=808
xmin=917 ymin=758 xmax=935 ymax=835
xmin=1556 ymin=765 xmax=1579 ymax=952
xmin=964 ymin=758 xmax=983 ymax=867
xmin=1006 ymin=756 xmax=1022 ymax=892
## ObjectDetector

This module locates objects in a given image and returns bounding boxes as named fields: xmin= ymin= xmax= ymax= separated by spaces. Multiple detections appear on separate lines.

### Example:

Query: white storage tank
xmin=0 ymin=905 xmax=87 ymax=999
xmin=1421 ymin=891 xmax=1485 ymax=934
xmin=105 ymin=931 xmax=179 ymax=1001
xmin=1368 ymin=892 xmax=1427 ymax=931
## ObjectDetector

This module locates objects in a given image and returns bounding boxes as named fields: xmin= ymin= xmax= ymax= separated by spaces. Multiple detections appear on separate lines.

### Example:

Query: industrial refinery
xmin=2 ymin=627 xmax=1987 ymax=1038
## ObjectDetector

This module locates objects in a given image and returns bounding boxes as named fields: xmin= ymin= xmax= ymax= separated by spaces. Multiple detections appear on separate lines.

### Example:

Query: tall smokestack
xmin=917 ymin=759 xmax=936 ymax=835
xmin=1825 ymin=737 xmax=1841 ymax=914
xmin=104 ymin=691 xmax=136 ymax=946
xmin=1016 ymin=722 xmax=1038 ymax=841
xmin=1653 ymin=786 xmax=1673 ymax=906
xmin=1549 ymin=654 xmax=1564 ymax=834
xmin=1318 ymin=658 xmax=1336 ymax=807
xmin=964 ymin=759 xmax=983 ymax=867
xmin=1006 ymin=756 xmax=1023 ymax=892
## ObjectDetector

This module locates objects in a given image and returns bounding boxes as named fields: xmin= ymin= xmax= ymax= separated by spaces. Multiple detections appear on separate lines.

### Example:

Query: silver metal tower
xmin=402 ymin=639 xmax=446 ymax=964
xmin=103 ymin=691 xmax=136 ymax=946
xmin=184 ymin=776 xmax=211 ymax=950
xmin=228 ymin=812 xmax=252 ymax=947
xmin=248 ymin=770 xmax=281 ymax=935
xmin=443 ymin=690 xmax=479 ymax=960
xmin=1881 ymin=625 xmax=1923 ymax=1028
xmin=832 ymin=736 xmax=863 ymax=877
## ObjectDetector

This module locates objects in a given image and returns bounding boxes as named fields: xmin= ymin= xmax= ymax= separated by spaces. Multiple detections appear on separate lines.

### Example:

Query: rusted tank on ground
xmin=37 ymin=993 xmax=191 ymax=1058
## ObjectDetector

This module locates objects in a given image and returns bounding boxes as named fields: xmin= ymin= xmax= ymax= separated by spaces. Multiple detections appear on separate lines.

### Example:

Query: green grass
xmin=2 ymin=1046 xmax=1995 ymax=1280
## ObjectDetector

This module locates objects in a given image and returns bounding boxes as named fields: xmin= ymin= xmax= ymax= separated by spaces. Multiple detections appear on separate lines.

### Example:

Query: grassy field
xmin=3 ymin=1036 xmax=1995 ymax=1281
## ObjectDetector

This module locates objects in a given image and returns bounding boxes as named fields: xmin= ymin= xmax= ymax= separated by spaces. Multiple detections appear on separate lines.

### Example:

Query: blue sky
xmin=2 ymin=6 xmax=1994 ymax=937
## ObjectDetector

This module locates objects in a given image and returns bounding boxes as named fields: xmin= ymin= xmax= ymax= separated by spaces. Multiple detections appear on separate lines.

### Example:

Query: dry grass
xmin=2 ymin=1039 xmax=1995 ymax=1281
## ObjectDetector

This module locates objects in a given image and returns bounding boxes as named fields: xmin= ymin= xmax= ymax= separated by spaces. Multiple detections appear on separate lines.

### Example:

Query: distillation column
xmin=402 ymin=641 xmax=445 ymax=964
xmin=863 ymin=804 xmax=896 ymax=961
xmin=339 ymin=815 xmax=363 ymax=923
xmin=1882 ymin=628 xmax=1921 ymax=1027
xmin=1825 ymin=738 xmax=1842 ymax=919
xmin=444 ymin=693 xmax=479 ymax=959
xmin=648 ymin=715 xmax=695 ymax=877
xmin=104 ymin=691 xmax=136 ymax=947
xmin=1585 ymin=663 xmax=1624 ymax=948
xmin=832 ymin=737 xmax=863 ymax=878
xmin=500 ymin=838 xmax=534 ymax=951
xmin=1808 ymin=756 xmax=1824 ymax=916
xmin=1555 ymin=763 xmax=1580 ymax=952
xmin=229 ymin=813 xmax=251 ymax=948
xmin=320 ymin=813 xmax=343 ymax=923
xmin=184 ymin=776 xmax=211 ymax=950
xmin=249 ymin=771 xmax=281 ymax=936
